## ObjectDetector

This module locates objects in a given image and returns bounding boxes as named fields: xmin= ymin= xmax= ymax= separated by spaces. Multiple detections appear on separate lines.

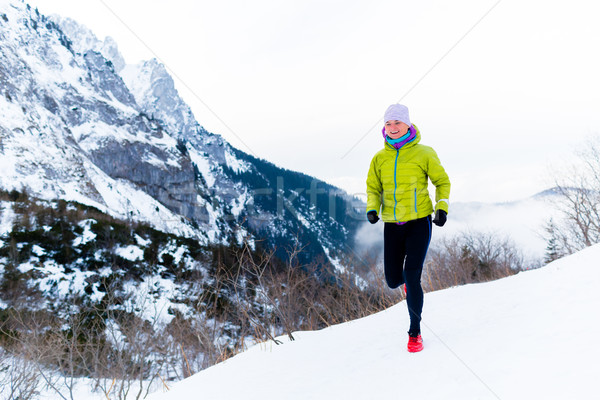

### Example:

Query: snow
xmin=72 ymin=219 xmax=96 ymax=247
xmin=188 ymin=148 xmax=216 ymax=187
xmin=31 ymin=244 xmax=45 ymax=256
xmin=229 ymin=188 xmax=249 ymax=217
xmin=147 ymin=243 xmax=600 ymax=400
xmin=135 ymin=233 xmax=151 ymax=247
xmin=321 ymin=246 xmax=346 ymax=274
xmin=79 ymin=164 xmax=200 ymax=240
xmin=0 ymin=201 xmax=16 ymax=236
xmin=35 ymin=259 xmax=95 ymax=298
xmin=158 ymin=239 xmax=183 ymax=263
xmin=120 ymin=276 xmax=186 ymax=325
xmin=115 ymin=244 xmax=144 ymax=262
xmin=17 ymin=261 xmax=34 ymax=274
xmin=224 ymin=148 xmax=251 ymax=174
xmin=170 ymin=244 xmax=187 ymax=264
xmin=53 ymin=15 xmax=126 ymax=73
xmin=72 ymin=120 xmax=180 ymax=156
xmin=120 ymin=62 xmax=151 ymax=105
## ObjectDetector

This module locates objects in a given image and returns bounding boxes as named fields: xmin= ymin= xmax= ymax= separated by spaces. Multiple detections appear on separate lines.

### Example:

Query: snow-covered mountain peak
xmin=121 ymin=59 xmax=171 ymax=112
xmin=0 ymin=2 xmax=204 ymax=239
xmin=52 ymin=15 xmax=126 ymax=73
xmin=99 ymin=36 xmax=126 ymax=72
xmin=121 ymin=58 xmax=202 ymax=142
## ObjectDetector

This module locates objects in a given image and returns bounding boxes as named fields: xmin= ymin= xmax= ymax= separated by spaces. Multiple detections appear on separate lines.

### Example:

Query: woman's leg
xmin=403 ymin=216 xmax=432 ymax=335
xmin=383 ymin=222 xmax=407 ymax=289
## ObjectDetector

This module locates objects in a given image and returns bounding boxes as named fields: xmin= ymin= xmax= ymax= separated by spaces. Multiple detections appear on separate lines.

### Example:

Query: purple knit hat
xmin=384 ymin=104 xmax=411 ymax=125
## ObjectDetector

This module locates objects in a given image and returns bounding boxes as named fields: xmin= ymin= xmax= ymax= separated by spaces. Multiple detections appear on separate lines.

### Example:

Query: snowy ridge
xmin=148 ymin=244 xmax=600 ymax=400
xmin=51 ymin=15 xmax=126 ymax=72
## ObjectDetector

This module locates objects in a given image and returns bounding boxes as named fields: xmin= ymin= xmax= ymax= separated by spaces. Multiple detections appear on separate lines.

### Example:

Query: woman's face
xmin=385 ymin=120 xmax=410 ymax=139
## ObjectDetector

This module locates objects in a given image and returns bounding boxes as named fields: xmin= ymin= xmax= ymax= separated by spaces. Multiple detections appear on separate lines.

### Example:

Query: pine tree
xmin=544 ymin=218 xmax=563 ymax=264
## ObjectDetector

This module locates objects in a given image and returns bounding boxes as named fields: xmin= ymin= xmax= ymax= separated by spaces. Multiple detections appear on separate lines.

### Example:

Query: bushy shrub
xmin=426 ymin=231 xmax=525 ymax=289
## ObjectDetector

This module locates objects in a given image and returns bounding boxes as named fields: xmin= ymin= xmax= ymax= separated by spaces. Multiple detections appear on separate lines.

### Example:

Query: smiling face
xmin=385 ymin=120 xmax=410 ymax=139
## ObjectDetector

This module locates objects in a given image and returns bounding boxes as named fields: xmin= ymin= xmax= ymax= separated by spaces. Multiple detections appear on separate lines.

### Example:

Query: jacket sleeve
xmin=427 ymin=148 xmax=451 ymax=213
xmin=366 ymin=154 xmax=383 ymax=215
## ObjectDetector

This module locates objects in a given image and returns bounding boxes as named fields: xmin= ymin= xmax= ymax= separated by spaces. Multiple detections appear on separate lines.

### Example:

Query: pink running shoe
xmin=407 ymin=334 xmax=423 ymax=353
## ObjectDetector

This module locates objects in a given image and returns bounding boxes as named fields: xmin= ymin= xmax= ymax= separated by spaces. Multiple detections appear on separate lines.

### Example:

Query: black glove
xmin=433 ymin=209 xmax=447 ymax=227
xmin=367 ymin=210 xmax=379 ymax=224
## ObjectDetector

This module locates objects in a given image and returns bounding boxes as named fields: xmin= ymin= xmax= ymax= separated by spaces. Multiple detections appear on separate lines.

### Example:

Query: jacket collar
xmin=384 ymin=124 xmax=421 ymax=151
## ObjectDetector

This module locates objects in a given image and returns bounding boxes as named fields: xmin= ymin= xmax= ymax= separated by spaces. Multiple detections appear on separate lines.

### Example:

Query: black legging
xmin=384 ymin=216 xmax=432 ymax=335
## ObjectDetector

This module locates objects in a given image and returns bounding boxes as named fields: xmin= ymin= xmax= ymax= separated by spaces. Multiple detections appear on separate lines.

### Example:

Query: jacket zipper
xmin=414 ymin=188 xmax=418 ymax=214
xmin=393 ymin=150 xmax=399 ymax=221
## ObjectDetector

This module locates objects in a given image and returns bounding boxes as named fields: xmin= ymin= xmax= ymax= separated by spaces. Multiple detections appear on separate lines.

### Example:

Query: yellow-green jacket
xmin=366 ymin=124 xmax=450 ymax=222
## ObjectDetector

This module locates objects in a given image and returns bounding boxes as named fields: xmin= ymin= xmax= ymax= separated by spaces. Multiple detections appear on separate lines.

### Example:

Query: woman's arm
xmin=366 ymin=155 xmax=383 ymax=215
xmin=427 ymin=149 xmax=451 ymax=214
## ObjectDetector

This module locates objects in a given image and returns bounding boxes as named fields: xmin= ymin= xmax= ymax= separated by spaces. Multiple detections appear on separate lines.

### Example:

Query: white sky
xmin=24 ymin=0 xmax=600 ymax=203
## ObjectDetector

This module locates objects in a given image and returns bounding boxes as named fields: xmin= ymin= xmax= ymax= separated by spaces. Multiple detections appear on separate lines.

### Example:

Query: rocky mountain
xmin=0 ymin=1 xmax=364 ymax=269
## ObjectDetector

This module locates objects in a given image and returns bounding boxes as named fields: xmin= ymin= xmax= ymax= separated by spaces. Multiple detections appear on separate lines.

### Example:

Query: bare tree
xmin=0 ymin=348 xmax=42 ymax=400
xmin=0 ymin=308 xmax=67 ymax=400
xmin=427 ymin=231 xmax=525 ymax=289
xmin=547 ymin=136 xmax=600 ymax=256
xmin=87 ymin=282 xmax=171 ymax=400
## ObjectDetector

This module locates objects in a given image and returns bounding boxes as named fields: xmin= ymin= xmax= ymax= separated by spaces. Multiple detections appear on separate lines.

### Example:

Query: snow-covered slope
xmin=150 ymin=243 xmax=600 ymax=400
